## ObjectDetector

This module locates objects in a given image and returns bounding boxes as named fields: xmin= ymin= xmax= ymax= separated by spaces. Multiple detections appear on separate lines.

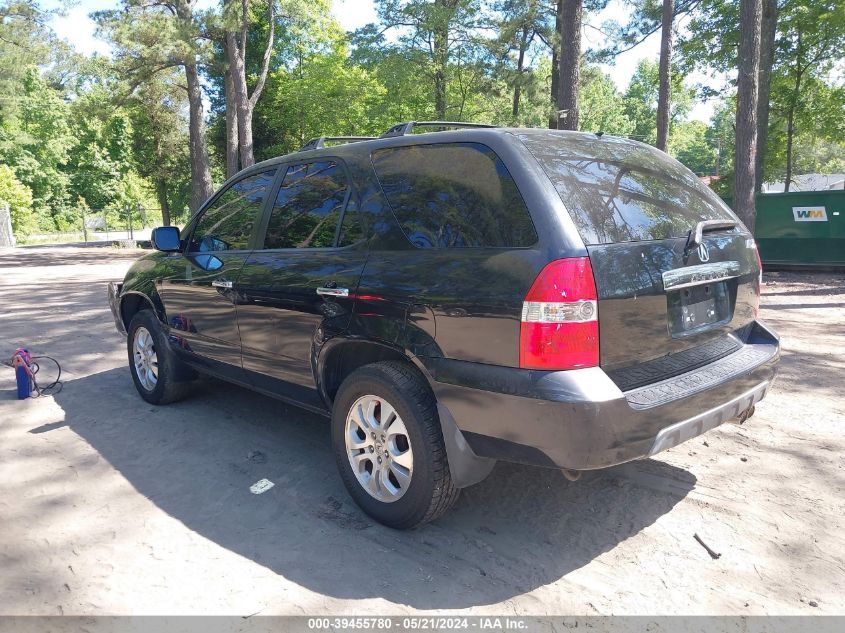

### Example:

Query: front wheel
xmin=127 ymin=309 xmax=192 ymax=405
xmin=331 ymin=361 xmax=459 ymax=529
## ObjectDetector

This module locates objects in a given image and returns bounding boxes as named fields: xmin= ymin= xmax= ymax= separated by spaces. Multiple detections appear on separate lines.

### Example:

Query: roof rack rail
xmin=380 ymin=121 xmax=497 ymax=138
xmin=299 ymin=136 xmax=377 ymax=151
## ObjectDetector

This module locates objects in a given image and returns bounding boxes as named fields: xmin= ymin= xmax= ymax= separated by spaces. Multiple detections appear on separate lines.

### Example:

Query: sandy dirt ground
xmin=0 ymin=246 xmax=843 ymax=616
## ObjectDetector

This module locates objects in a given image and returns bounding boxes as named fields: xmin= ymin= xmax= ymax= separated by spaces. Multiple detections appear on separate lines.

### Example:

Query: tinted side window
xmin=263 ymin=161 xmax=349 ymax=249
xmin=189 ymin=170 xmax=276 ymax=252
xmin=370 ymin=142 xmax=537 ymax=248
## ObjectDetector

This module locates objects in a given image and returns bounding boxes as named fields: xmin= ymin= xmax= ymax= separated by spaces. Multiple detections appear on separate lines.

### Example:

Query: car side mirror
xmin=151 ymin=226 xmax=182 ymax=252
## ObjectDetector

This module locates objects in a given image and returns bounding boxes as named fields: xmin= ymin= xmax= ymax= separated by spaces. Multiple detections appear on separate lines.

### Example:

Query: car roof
xmin=224 ymin=127 xmax=645 ymax=198
xmin=249 ymin=127 xmax=633 ymax=166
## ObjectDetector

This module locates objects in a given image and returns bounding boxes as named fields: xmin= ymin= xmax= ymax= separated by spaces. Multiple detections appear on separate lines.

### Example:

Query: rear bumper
xmin=108 ymin=281 xmax=126 ymax=335
xmin=426 ymin=320 xmax=779 ymax=471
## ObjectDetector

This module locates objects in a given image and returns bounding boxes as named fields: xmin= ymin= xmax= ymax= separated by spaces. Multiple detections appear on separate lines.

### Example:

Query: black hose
xmin=30 ymin=355 xmax=63 ymax=396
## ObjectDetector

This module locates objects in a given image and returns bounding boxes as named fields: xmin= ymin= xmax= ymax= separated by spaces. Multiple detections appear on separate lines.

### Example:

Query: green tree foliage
xmin=3 ymin=0 xmax=842 ymax=241
xmin=0 ymin=1 xmax=189 ymax=235
xmin=579 ymin=65 xmax=634 ymax=136
xmin=1 ymin=69 xmax=74 ymax=230
xmin=622 ymin=59 xmax=692 ymax=145
xmin=127 ymin=73 xmax=193 ymax=225
xmin=259 ymin=45 xmax=391 ymax=155
xmin=0 ymin=0 xmax=52 ymax=120
xmin=95 ymin=0 xmax=214 ymax=212
xmin=487 ymin=0 xmax=553 ymax=122
xmin=363 ymin=0 xmax=485 ymax=119
xmin=0 ymin=163 xmax=36 ymax=235
xmin=678 ymin=0 xmax=845 ymax=187
xmin=671 ymin=120 xmax=717 ymax=175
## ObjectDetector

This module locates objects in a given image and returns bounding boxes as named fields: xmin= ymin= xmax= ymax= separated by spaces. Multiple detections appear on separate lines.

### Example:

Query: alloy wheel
xmin=344 ymin=394 xmax=414 ymax=502
xmin=132 ymin=326 xmax=159 ymax=391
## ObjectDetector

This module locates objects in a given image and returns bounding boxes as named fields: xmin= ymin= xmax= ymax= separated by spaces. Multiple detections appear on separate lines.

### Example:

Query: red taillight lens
xmin=519 ymin=257 xmax=599 ymax=370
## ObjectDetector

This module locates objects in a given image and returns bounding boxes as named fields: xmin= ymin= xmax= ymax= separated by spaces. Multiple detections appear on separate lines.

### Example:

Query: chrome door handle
xmin=316 ymin=287 xmax=349 ymax=297
xmin=212 ymin=279 xmax=233 ymax=289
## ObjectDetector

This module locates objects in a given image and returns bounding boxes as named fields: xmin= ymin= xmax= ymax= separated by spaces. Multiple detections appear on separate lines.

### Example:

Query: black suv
xmin=108 ymin=122 xmax=780 ymax=529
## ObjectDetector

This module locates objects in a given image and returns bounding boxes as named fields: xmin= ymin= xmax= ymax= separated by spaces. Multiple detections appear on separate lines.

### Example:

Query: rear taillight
xmin=519 ymin=257 xmax=599 ymax=370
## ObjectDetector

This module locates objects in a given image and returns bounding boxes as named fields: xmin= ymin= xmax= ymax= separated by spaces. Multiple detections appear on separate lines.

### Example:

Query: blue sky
xmin=42 ymin=0 xmax=717 ymax=122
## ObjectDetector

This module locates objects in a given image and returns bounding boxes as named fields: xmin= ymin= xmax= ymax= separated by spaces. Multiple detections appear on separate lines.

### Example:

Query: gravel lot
xmin=0 ymin=246 xmax=843 ymax=616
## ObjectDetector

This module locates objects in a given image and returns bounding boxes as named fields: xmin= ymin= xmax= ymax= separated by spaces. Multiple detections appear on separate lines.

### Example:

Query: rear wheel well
xmin=120 ymin=294 xmax=158 ymax=331
xmin=321 ymin=342 xmax=426 ymax=404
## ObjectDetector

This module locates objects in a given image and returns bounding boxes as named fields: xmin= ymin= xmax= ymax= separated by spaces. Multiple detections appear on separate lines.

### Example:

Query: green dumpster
xmin=744 ymin=191 xmax=845 ymax=268
xmin=754 ymin=190 xmax=845 ymax=267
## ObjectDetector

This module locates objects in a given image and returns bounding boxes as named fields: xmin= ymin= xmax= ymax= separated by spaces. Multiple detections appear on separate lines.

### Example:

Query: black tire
xmin=331 ymin=361 xmax=459 ymax=529
xmin=127 ymin=309 xmax=193 ymax=405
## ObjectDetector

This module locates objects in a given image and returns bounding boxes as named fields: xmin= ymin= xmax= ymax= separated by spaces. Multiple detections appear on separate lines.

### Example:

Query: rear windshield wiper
xmin=684 ymin=220 xmax=739 ymax=257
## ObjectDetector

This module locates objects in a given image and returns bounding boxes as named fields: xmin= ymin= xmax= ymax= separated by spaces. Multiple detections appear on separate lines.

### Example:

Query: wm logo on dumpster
xmin=792 ymin=207 xmax=828 ymax=222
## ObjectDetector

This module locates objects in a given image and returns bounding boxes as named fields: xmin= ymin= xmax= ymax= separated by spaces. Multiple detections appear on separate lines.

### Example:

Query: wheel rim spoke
xmin=390 ymin=446 xmax=413 ymax=470
xmin=366 ymin=470 xmax=381 ymax=496
xmin=347 ymin=428 xmax=370 ymax=451
xmin=133 ymin=326 xmax=159 ymax=392
xmin=344 ymin=394 xmax=413 ymax=503
xmin=364 ymin=398 xmax=380 ymax=430
xmin=380 ymin=400 xmax=398 ymax=428
xmin=389 ymin=463 xmax=411 ymax=489
xmin=385 ymin=415 xmax=408 ymax=440
xmin=380 ymin=463 xmax=398 ymax=495
xmin=350 ymin=452 xmax=370 ymax=470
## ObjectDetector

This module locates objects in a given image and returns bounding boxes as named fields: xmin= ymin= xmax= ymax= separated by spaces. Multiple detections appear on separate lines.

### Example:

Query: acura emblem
xmin=698 ymin=242 xmax=710 ymax=262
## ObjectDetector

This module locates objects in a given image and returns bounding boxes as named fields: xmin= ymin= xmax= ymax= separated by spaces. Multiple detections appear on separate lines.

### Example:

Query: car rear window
xmin=516 ymin=131 xmax=739 ymax=245
xmin=370 ymin=142 xmax=537 ymax=248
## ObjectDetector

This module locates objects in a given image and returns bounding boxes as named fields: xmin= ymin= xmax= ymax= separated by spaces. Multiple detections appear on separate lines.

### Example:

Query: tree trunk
xmin=433 ymin=20 xmax=448 ymax=119
xmin=156 ymin=178 xmax=171 ymax=226
xmin=174 ymin=0 xmax=212 ymax=213
xmin=557 ymin=0 xmax=582 ymax=131
xmin=224 ymin=54 xmax=240 ymax=178
xmin=512 ymin=29 xmax=529 ymax=119
xmin=223 ymin=0 xmax=275 ymax=169
xmin=784 ymin=106 xmax=795 ymax=193
xmin=784 ymin=60 xmax=802 ymax=193
xmin=732 ymin=0 xmax=762 ymax=232
xmin=655 ymin=0 xmax=673 ymax=152
xmin=184 ymin=62 xmax=214 ymax=214
xmin=754 ymin=0 xmax=777 ymax=192
xmin=549 ymin=0 xmax=562 ymax=128
xmin=226 ymin=30 xmax=255 ymax=169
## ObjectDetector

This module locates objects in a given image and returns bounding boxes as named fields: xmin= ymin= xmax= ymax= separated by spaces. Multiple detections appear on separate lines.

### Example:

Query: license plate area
xmin=667 ymin=281 xmax=732 ymax=337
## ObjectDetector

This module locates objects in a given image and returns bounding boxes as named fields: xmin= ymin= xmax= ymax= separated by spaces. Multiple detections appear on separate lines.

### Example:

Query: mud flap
xmin=436 ymin=403 xmax=496 ymax=488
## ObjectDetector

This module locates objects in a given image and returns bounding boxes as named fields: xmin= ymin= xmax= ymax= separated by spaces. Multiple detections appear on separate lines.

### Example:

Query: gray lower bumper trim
xmin=646 ymin=380 xmax=770 ymax=457
xmin=626 ymin=342 xmax=777 ymax=409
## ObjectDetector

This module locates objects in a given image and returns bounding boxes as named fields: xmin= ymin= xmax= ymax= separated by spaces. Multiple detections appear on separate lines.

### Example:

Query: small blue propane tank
xmin=16 ymin=364 xmax=32 ymax=399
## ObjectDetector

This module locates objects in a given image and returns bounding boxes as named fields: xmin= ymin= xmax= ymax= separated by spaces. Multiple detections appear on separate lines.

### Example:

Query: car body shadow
xmin=50 ymin=367 xmax=696 ymax=609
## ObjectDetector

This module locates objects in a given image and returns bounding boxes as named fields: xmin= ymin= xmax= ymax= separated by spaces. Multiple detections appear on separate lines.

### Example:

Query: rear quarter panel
xmin=352 ymin=131 xmax=588 ymax=368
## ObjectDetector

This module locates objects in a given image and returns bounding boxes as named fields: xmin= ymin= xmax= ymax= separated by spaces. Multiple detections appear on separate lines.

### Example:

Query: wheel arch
xmin=317 ymin=337 xmax=495 ymax=488
xmin=317 ymin=337 xmax=434 ymax=407
xmin=119 ymin=290 xmax=167 ymax=331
